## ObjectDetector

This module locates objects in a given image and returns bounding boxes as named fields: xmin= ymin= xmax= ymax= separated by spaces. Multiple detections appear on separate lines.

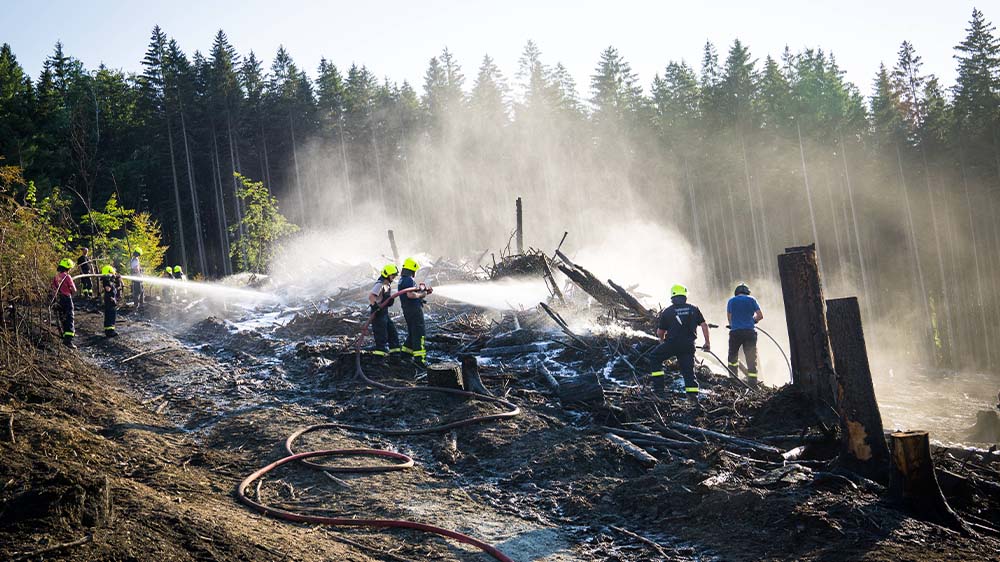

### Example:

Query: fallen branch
xmin=605 ymin=433 xmax=657 ymax=468
xmin=538 ymin=302 xmax=589 ymax=348
xmin=121 ymin=346 xmax=184 ymax=364
xmin=609 ymin=525 xmax=673 ymax=559
xmin=602 ymin=427 xmax=702 ymax=449
xmin=669 ymin=421 xmax=782 ymax=457
xmin=11 ymin=534 xmax=93 ymax=561
xmin=7 ymin=412 xmax=13 ymax=444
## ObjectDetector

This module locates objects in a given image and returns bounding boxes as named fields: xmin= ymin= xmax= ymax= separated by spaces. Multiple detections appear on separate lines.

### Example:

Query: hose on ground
xmin=756 ymin=326 xmax=793 ymax=383
xmin=236 ymin=287 xmax=518 ymax=562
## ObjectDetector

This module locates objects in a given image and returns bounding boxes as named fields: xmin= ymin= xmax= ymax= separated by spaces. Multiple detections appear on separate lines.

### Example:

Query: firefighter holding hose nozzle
xmin=51 ymin=258 xmax=77 ymax=348
xmin=398 ymin=257 xmax=433 ymax=368
xmin=369 ymin=264 xmax=403 ymax=365
xmin=645 ymin=284 xmax=710 ymax=406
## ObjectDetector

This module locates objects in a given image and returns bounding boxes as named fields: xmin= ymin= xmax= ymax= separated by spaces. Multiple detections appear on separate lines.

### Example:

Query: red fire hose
xmin=236 ymin=287 xmax=519 ymax=562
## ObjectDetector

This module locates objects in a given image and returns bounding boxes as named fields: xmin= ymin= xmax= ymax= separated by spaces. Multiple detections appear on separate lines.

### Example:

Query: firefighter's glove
xmin=424 ymin=286 xmax=433 ymax=294
xmin=368 ymin=303 xmax=380 ymax=315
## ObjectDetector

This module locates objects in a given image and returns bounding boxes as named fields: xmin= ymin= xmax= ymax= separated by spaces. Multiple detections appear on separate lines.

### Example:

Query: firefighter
xmin=129 ymin=248 xmax=144 ymax=309
xmin=101 ymin=265 xmax=121 ymax=337
xmin=398 ymin=257 xmax=433 ymax=367
xmin=368 ymin=264 xmax=403 ymax=363
xmin=51 ymin=258 xmax=77 ymax=348
xmin=162 ymin=266 xmax=173 ymax=303
xmin=77 ymin=247 xmax=94 ymax=302
xmin=646 ymin=284 xmax=710 ymax=404
xmin=727 ymin=282 xmax=764 ymax=387
xmin=172 ymin=265 xmax=185 ymax=281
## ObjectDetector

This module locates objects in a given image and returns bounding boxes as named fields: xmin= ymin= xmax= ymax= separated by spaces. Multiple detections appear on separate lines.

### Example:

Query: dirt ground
xmin=2 ymin=299 xmax=999 ymax=561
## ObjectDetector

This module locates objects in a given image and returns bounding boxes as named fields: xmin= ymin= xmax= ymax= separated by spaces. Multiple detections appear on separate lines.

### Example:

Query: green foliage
xmin=82 ymin=193 xmax=165 ymax=274
xmin=0 ymin=164 xmax=62 ymax=308
xmin=229 ymin=173 xmax=298 ymax=273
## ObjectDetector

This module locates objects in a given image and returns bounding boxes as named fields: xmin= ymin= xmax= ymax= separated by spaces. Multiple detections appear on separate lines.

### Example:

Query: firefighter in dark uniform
xmin=645 ymin=284 xmax=711 ymax=403
xmin=101 ymin=265 xmax=121 ymax=337
xmin=368 ymin=264 xmax=403 ymax=363
xmin=398 ymin=257 xmax=433 ymax=367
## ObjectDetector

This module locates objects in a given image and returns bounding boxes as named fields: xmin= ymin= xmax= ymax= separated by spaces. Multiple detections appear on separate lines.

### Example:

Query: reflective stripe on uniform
xmin=63 ymin=331 xmax=75 ymax=337
xmin=747 ymin=372 xmax=758 ymax=378
xmin=388 ymin=347 xmax=403 ymax=354
xmin=401 ymin=346 xmax=413 ymax=354
xmin=685 ymin=387 xmax=699 ymax=393
xmin=650 ymin=371 xmax=664 ymax=377
xmin=412 ymin=349 xmax=427 ymax=357
xmin=370 ymin=350 xmax=387 ymax=356
xmin=728 ymin=362 xmax=739 ymax=367
xmin=104 ymin=326 xmax=116 ymax=331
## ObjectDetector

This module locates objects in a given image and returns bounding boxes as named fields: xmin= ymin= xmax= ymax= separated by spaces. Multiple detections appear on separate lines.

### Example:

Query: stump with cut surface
xmin=427 ymin=362 xmax=464 ymax=390
xmin=966 ymin=410 xmax=1000 ymax=444
xmin=889 ymin=431 xmax=974 ymax=535
xmin=558 ymin=372 xmax=605 ymax=407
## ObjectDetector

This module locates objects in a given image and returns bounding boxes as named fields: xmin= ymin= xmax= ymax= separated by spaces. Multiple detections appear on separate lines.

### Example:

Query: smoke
xmin=434 ymin=279 xmax=550 ymax=310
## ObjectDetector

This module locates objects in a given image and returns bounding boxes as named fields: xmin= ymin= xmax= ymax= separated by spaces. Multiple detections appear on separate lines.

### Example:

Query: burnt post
xmin=826 ymin=297 xmax=891 ymax=483
xmin=777 ymin=244 xmax=837 ymax=420
xmin=515 ymin=197 xmax=524 ymax=255
xmin=387 ymin=229 xmax=400 ymax=264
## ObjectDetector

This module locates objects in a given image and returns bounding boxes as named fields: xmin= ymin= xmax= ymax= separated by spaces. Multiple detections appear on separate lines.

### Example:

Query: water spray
xmin=72 ymin=273 xmax=279 ymax=303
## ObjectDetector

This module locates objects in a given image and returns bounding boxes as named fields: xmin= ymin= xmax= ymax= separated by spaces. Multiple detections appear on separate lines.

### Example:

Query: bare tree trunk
xmin=226 ymin=113 xmax=245 ymax=240
xmin=739 ymin=133 xmax=763 ymax=278
xmin=895 ymin=144 xmax=930 ymax=329
xmin=839 ymin=136 xmax=872 ymax=322
xmin=796 ymin=121 xmax=825 ymax=282
xmin=959 ymin=151 xmax=992 ymax=368
xmin=289 ymin=114 xmax=306 ymax=225
xmin=210 ymin=134 xmax=231 ymax=276
xmin=178 ymin=107 xmax=208 ymax=276
xmin=165 ymin=114 xmax=188 ymax=271
xmin=338 ymin=122 xmax=353 ymax=220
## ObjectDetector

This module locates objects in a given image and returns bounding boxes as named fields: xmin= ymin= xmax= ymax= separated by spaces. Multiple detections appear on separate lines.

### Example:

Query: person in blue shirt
xmin=645 ymin=284 xmax=711 ymax=404
xmin=727 ymin=282 xmax=764 ymax=387
xmin=397 ymin=257 xmax=433 ymax=367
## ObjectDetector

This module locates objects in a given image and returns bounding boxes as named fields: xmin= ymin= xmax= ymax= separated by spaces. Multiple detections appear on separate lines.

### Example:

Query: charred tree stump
xmin=459 ymin=354 xmax=492 ymax=396
xmin=427 ymin=362 xmax=464 ymax=390
xmin=777 ymin=244 xmax=838 ymax=421
xmin=826 ymin=297 xmax=891 ymax=483
xmin=515 ymin=197 xmax=524 ymax=255
xmin=966 ymin=410 xmax=1000 ymax=443
xmin=889 ymin=431 xmax=975 ymax=535
xmin=558 ymin=372 xmax=605 ymax=407
xmin=387 ymin=229 xmax=400 ymax=264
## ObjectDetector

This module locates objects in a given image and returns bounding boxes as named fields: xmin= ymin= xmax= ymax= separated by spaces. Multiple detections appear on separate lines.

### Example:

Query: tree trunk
xmin=289 ymin=114 xmax=306 ymax=225
xmin=211 ymin=126 xmax=232 ymax=275
xmin=777 ymin=244 xmax=837 ymax=420
xmin=387 ymin=230 xmax=400 ymax=264
xmin=178 ymin=107 xmax=208 ymax=276
xmin=226 ymin=113 xmax=245 ymax=241
xmin=427 ymin=362 xmax=463 ymax=390
xmin=889 ymin=431 xmax=974 ymax=535
xmin=826 ymin=297 xmax=891 ymax=483
xmin=165 ymin=113 xmax=188 ymax=271
xmin=515 ymin=196 xmax=524 ymax=254
xmin=558 ymin=372 xmax=605 ymax=407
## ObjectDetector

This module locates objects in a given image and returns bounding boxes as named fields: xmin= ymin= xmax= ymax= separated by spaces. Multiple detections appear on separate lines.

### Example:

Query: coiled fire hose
xmin=236 ymin=287 xmax=519 ymax=562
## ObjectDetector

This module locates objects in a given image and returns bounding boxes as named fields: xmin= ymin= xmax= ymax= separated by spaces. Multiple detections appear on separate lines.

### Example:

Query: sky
xmin=3 ymin=0 xmax=988 ymax=100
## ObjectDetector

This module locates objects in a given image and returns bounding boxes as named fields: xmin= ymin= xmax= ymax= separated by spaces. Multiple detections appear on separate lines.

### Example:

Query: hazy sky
xmin=4 ymin=0 xmax=987 ymax=100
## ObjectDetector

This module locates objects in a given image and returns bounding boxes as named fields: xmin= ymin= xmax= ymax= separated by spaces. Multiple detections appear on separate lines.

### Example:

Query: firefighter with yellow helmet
xmin=398 ymin=257 xmax=433 ymax=367
xmin=368 ymin=264 xmax=403 ymax=362
xmin=101 ymin=265 xmax=121 ymax=337
xmin=645 ymin=283 xmax=711 ymax=404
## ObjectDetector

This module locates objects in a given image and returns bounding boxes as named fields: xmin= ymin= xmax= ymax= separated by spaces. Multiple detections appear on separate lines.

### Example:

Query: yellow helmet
xmin=133 ymin=248 xmax=143 ymax=256
xmin=164 ymin=266 xmax=173 ymax=273
xmin=381 ymin=263 xmax=398 ymax=278
xmin=402 ymin=257 xmax=420 ymax=272
xmin=58 ymin=258 xmax=74 ymax=269
xmin=174 ymin=265 xmax=183 ymax=273
xmin=670 ymin=284 xmax=688 ymax=298
xmin=102 ymin=265 xmax=115 ymax=275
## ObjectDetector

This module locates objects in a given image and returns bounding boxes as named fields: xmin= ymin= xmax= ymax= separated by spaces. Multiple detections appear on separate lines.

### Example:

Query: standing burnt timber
xmin=826 ymin=297 xmax=891 ymax=483
xmin=459 ymin=354 xmax=492 ymax=396
xmin=387 ymin=230 xmax=400 ymax=264
xmin=889 ymin=431 xmax=975 ymax=536
xmin=515 ymin=197 xmax=524 ymax=255
xmin=777 ymin=244 xmax=838 ymax=421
